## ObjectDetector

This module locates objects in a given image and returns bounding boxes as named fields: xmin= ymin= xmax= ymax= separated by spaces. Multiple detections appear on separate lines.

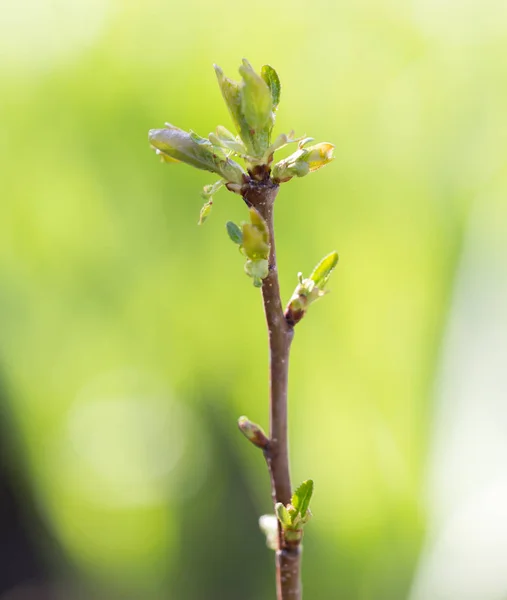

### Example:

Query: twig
xmin=242 ymin=177 xmax=300 ymax=600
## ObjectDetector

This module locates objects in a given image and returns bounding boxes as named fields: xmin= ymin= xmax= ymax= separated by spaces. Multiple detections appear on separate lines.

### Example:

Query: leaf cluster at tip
xmin=148 ymin=60 xmax=335 ymax=227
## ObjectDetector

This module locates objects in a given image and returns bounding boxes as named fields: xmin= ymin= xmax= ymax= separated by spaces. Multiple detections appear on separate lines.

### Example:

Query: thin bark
xmin=277 ymin=547 xmax=301 ymax=599
xmin=242 ymin=178 xmax=301 ymax=600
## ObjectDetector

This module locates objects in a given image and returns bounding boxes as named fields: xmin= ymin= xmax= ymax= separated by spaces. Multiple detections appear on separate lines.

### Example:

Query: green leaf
xmin=261 ymin=65 xmax=281 ymax=110
xmin=239 ymin=59 xmax=273 ymax=131
xmin=291 ymin=480 xmax=314 ymax=518
xmin=226 ymin=221 xmax=243 ymax=245
xmin=149 ymin=125 xmax=246 ymax=184
xmin=198 ymin=200 xmax=213 ymax=225
xmin=309 ymin=251 xmax=339 ymax=289
xmin=275 ymin=503 xmax=293 ymax=528
xmin=248 ymin=206 xmax=267 ymax=231
xmin=198 ymin=180 xmax=225 ymax=225
xmin=214 ymin=65 xmax=245 ymax=139
xmin=242 ymin=226 xmax=269 ymax=260
xmin=214 ymin=64 xmax=257 ymax=156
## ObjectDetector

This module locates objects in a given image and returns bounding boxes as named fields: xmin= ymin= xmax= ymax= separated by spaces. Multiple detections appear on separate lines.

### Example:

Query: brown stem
xmin=242 ymin=178 xmax=301 ymax=600
xmin=277 ymin=547 xmax=302 ymax=599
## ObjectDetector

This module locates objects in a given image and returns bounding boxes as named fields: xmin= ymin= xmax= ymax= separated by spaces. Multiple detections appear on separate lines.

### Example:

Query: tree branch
xmin=242 ymin=177 xmax=300 ymax=600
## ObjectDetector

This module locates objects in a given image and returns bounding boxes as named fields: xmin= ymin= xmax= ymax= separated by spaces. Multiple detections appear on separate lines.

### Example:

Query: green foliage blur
xmin=1 ymin=0 xmax=507 ymax=598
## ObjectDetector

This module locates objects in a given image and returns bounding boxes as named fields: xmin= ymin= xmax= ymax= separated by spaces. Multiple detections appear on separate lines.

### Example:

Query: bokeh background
xmin=1 ymin=0 xmax=507 ymax=598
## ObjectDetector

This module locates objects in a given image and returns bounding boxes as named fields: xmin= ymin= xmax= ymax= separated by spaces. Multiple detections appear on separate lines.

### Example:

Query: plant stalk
xmin=242 ymin=178 xmax=300 ymax=600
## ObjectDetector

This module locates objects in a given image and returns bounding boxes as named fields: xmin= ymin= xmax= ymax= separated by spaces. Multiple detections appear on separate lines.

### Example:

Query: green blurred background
xmin=1 ymin=0 xmax=507 ymax=598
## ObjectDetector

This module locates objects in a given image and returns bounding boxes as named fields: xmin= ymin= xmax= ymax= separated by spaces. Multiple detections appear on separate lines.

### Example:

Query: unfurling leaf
xmin=214 ymin=65 xmax=247 ymax=144
xmin=285 ymin=251 xmax=339 ymax=326
xmin=239 ymin=59 xmax=273 ymax=131
xmin=275 ymin=503 xmax=293 ymax=528
xmin=198 ymin=200 xmax=213 ymax=225
xmin=309 ymin=251 xmax=339 ymax=288
xmin=292 ymin=479 xmax=314 ymax=518
xmin=197 ymin=180 xmax=225 ymax=225
xmin=242 ymin=208 xmax=269 ymax=260
xmin=202 ymin=180 xmax=225 ymax=200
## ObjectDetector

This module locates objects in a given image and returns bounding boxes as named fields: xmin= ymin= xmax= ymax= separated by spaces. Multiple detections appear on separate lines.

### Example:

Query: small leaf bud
xmin=214 ymin=60 xmax=275 ymax=158
xmin=261 ymin=65 xmax=281 ymax=110
xmin=237 ymin=416 xmax=269 ymax=449
xmin=271 ymin=142 xmax=335 ymax=183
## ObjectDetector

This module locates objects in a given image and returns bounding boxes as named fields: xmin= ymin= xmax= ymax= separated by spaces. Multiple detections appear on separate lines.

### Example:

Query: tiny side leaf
xmin=198 ymin=200 xmax=213 ymax=225
xmin=275 ymin=502 xmax=293 ymax=528
xmin=261 ymin=65 xmax=281 ymax=110
xmin=226 ymin=221 xmax=243 ymax=245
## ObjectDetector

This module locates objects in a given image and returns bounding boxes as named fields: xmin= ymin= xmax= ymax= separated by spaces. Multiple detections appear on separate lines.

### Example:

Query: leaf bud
xmin=285 ymin=252 xmax=338 ymax=326
xmin=271 ymin=142 xmax=335 ymax=183
xmin=237 ymin=415 xmax=269 ymax=449
xmin=214 ymin=60 xmax=276 ymax=158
